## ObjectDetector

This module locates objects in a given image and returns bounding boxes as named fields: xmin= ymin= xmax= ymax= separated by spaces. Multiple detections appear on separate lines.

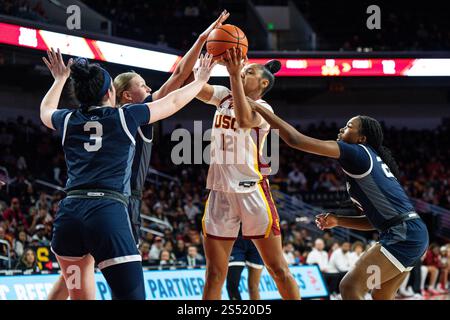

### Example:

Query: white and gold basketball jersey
xmin=205 ymin=85 xmax=273 ymax=193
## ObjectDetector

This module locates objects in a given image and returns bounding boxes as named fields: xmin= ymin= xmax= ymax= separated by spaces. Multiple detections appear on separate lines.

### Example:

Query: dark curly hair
xmin=69 ymin=58 xmax=112 ymax=111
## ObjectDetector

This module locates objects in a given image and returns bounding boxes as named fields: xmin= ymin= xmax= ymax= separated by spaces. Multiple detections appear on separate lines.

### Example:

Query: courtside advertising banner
xmin=0 ymin=265 xmax=327 ymax=300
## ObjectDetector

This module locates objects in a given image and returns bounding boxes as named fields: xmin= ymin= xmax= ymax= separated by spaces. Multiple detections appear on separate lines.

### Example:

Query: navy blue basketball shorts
xmin=229 ymin=237 xmax=264 ymax=269
xmin=379 ymin=218 xmax=429 ymax=272
xmin=51 ymin=197 xmax=142 ymax=270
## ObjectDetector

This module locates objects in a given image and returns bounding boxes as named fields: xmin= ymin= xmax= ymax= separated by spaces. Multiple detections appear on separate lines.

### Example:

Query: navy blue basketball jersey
xmin=51 ymin=104 xmax=150 ymax=196
xmin=130 ymin=94 xmax=153 ymax=193
xmin=337 ymin=141 xmax=415 ymax=230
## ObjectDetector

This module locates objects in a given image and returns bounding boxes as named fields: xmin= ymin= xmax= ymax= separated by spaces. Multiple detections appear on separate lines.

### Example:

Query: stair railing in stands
xmin=411 ymin=198 xmax=450 ymax=240
xmin=271 ymin=189 xmax=368 ymax=243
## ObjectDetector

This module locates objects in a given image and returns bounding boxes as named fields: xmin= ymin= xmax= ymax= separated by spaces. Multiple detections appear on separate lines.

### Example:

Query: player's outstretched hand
xmin=42 ymin=48 xmax=73 ymax=81
xmin=315 ymin=213 xmax=338 ymax=230
xmin=199 ymin=9 xmax=230 ymax=42
xmin=194 ymin=53 xmax=216 ymax=83
xmin=223 ymin=47 xmax=245 ymax=77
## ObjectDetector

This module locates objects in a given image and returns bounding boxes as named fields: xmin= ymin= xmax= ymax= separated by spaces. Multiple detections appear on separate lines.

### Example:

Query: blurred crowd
xmin=0 ymin=0 xmax=48 ymax=23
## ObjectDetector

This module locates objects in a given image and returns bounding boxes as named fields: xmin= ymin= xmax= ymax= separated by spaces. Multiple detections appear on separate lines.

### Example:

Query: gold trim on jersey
xmin=202 ymin=193 xmax=210 ymax=238
xmin=258 ymin=183 xmax=273 ymax=238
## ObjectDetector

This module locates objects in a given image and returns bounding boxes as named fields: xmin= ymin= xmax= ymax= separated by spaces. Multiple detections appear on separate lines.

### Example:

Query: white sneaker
xmin=412 ymin=293 xmax=424 ymax=300
xmin=406 ymin=286 xmax=415 ymax=296
xmin=399 ymin=288 xmax=414 ymax=297
xmin=364 ymin=293 xmax=373 ymax=300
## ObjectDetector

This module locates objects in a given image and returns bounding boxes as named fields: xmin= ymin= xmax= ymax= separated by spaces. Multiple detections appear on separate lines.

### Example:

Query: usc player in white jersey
xmin=196 ymin=47 xmax=300 ymax=300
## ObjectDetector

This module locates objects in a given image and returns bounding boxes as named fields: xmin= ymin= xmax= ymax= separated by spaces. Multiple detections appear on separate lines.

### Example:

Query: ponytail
xmin=260 ymin=60 xmax=281 ymax=96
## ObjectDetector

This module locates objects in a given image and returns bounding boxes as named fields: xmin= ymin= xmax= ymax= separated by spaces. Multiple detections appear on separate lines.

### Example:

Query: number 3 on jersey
xmin=376 ymin=156 xmax=395 ymax=178
xmin=84 ymin=121 xmax=103 ymax=152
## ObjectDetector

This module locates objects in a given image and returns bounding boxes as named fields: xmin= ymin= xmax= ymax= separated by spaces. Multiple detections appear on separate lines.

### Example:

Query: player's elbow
xmin=235 ymin=114 xmax=258 ymax=129
xmin=236 ymin=117 xmax=252 ymax=129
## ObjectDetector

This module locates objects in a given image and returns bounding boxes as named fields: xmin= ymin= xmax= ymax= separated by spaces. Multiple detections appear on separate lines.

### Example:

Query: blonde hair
xmin=113 ymin=71 xmax=138 ymax=105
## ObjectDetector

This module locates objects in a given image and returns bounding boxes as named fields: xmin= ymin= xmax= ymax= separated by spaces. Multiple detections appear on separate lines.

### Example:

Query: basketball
xmin=206 ymin=24 xmax=248 ymax=60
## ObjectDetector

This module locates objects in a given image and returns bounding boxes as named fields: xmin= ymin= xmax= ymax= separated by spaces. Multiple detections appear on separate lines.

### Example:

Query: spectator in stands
xmin=181 ymin=245 xmax=205 ymax=268
xmin=185 ymin=225 xmax=202 ymax=248
xmin=35 ymin=192 xmax=51 ymax=210
xmin=31 ymin=224 xmax=50 ymax=246
xmin=0 ymin=225 xmax=10 ymax=269
xmin=424 ymin=243 xmax=445 ymax=295
xmin=13 ymin=230 xmax=29 ymax=258
xmin=306 ymin=238 xmax=329 ymax=272
xmin=139 ymin=241 xmax=150 ymax=262
xmin=291 ymin=230 xmax=307 ymax=255
xmin=163 ymin=239 xmax=175 ymax=255
xmin=349 ymin=241 xmax=365 ymax=268
xmin=15 ymin=248 xmax=40 ymax=273
xmin=300 ymin=229 xmax=313 ymax=245
xmin=29 ymin=207 xmax=53 ymax=233
xmin=328 ymin=241 xmax=352 ymax=273
xmin=324 ymin=242 xmax=352 ymax=298
xmin=280 ymin=220 xmax=294 ymax=242
xmin=287 ymin=164 xmax=308 ymax=192
xmin=158 ymin=249 xmax=177 ymax=269
xmin=3 ymin=197 xmax=29 ymax=233
xmin=283 ymin=242 xmax=297 ymax=265
xmin=173 ymin=239 xmax=187 ymax=259
xmin=438 ymin=245 xmax=449 ymax=292
xmin=183 ymin=196 xmax=200 ymax=221
xmin=149 ymin=236 xmax=164 ymax=260
xmin=322 ymin=230 xmax=336 ymax=251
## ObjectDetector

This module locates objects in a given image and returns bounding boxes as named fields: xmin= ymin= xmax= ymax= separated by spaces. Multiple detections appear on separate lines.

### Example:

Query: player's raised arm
xmin=251 ymin=101 xmax=341 ymax=159
xmin=40 ymin=48 xmax=73 ymax=129
xmin=145 ymin=53 xmax=216 ymax=124
xmin=152 ymin=10 xmax=229 ymax=101
xmin=224 ymin=48 xmax=262 ymax=128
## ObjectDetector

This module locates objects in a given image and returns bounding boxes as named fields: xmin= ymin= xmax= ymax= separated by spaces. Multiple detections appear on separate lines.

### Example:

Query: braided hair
xmin=358 ymin=115 xmax=400 ymax=179
xmin=260 ymin=60 xmax=281 ymax=96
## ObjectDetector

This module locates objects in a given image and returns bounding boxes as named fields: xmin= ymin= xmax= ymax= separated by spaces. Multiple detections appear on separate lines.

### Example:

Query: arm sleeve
xmin=51 ymin=109 xmax=71 ymax=133
xmin=123 ymin=103 xmax=151 ymax=131
xmin=337 ymin=141 xmax=371 ymax=176
xmin=205 ymin=85 xmax=231 ymax=108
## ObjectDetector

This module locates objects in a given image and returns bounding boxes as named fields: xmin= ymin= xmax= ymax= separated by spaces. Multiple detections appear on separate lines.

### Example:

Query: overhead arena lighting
xmin=2 ymin=21 xmax=450 ymax=77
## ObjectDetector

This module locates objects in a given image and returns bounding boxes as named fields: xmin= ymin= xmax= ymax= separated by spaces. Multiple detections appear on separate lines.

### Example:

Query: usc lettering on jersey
xmin=206 ymin=85 xmax=273 ymax=193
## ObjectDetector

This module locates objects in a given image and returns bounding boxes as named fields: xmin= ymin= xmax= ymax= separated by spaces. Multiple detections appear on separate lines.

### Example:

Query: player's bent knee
xmin=206 ymin=265 xmax=227 ymax=283
xmin=267 ymin=265 xmax=290 ymax=282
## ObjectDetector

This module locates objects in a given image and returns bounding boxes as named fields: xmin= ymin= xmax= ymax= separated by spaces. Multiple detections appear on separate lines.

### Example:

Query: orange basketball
xmin=206 ymin=24 xmax=248 ymax=60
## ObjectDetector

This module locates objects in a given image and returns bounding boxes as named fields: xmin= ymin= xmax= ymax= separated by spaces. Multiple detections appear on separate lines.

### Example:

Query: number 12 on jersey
xmin=377 ymin=156 xmax=395 ymax=178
